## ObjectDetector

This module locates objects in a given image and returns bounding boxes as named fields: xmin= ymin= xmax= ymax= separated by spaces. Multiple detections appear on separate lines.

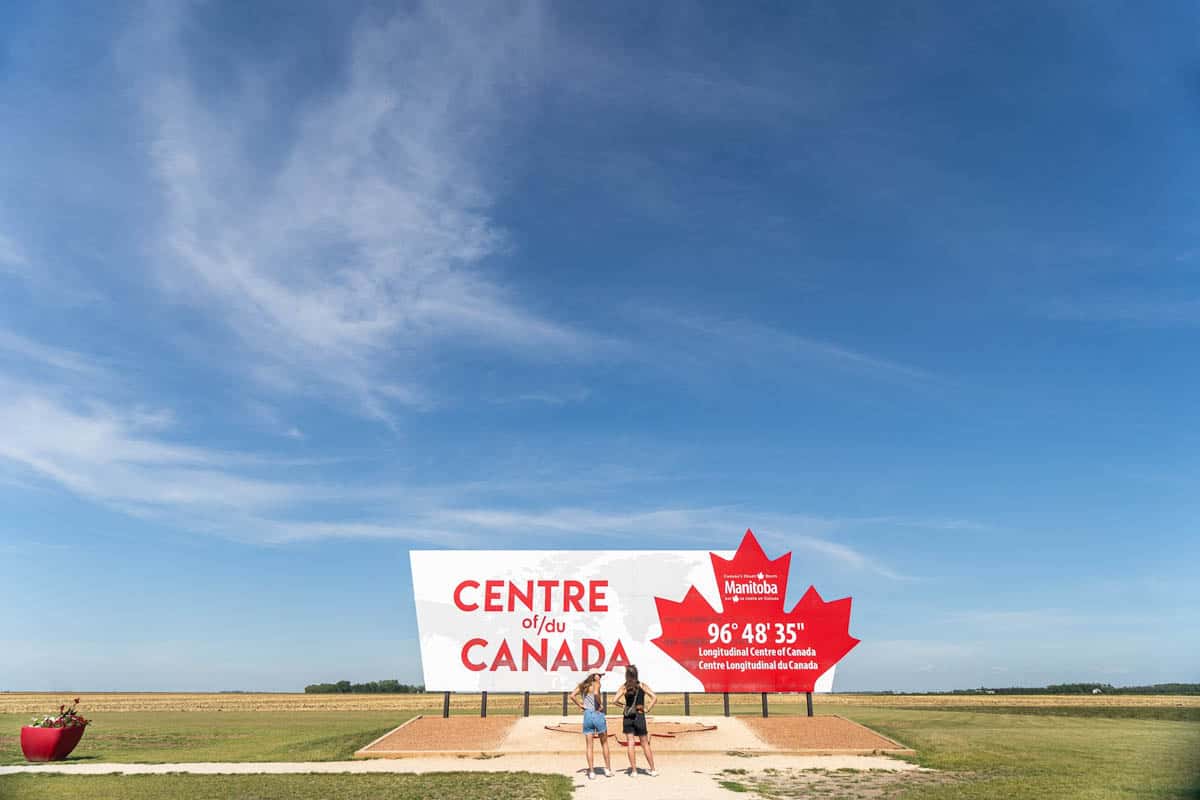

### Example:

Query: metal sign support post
xmin=761 ymin=692 xmax=769 ymax=718
xmin=523 ymin=691 xmax=530 ymax=716
xmin=442 ymin=691 xmax=450 ymax=718
xmin=806 ymin=691 xmax=813 ymax=717
xmin=683 ymin=692 xmax=690 ymax=716
xmin=723 ymin=692 xmax=730 ymax=717
xmin=561 ymin=691 xmax=568 ymax=716
xmin=481 ymin=691 xmax=488 ymax=718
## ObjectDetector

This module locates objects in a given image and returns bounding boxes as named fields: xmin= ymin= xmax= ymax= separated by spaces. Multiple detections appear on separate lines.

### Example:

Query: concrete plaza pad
xmin=354 ymin=714 xmax=913 ymax=758
xmin=0 ymin=753 xmax=924 ymax=800
xmin=510 ymin=716 xmax=746 ymax=753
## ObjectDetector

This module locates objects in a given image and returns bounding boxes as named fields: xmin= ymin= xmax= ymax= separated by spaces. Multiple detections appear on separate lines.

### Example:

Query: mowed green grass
xmin=2 ymin=699 xmax=1198 ymax=798
xmin=0 ymin=772 xmax=573 ymax=800
xmin=0 ymin=711 xmax=407 ymax=765
xmin=826 ymin=703 xmax=1200 ymax=799
xmin=670 ymin=697 xmax=1200 ymax=798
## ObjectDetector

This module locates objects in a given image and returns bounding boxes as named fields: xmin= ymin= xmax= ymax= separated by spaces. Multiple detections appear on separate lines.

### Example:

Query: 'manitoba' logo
xmin=723 ymin=576 xmax=780 ymax=600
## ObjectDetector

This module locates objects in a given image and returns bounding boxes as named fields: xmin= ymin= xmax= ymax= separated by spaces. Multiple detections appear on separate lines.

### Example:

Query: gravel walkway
xmin=0 ymin=753 xmax=919 ymax=799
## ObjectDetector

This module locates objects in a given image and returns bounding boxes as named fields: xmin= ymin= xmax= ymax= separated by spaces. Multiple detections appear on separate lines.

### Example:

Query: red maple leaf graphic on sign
xmin=651 ymin=529 xmax=859 ymax=692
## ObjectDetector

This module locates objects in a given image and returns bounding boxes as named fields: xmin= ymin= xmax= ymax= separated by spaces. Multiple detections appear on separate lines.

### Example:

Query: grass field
xmin=2 ymin=692 xmax=1198 ymax=798
xmin=0 ymin=710 xmax=405 ymax=765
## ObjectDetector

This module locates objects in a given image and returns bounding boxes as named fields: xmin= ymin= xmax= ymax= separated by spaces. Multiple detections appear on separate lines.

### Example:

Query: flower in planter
xmin=28 ymin=699 xmax=91 ymax=729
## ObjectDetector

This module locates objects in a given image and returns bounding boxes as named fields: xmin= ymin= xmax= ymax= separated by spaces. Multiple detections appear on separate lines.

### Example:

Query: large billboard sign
xmin=410 ymin=530 xmax=858 ymax=692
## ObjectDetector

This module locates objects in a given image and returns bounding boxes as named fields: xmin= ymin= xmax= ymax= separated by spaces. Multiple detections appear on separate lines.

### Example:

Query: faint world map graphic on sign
xmin=410 ymin=531 xmax=854 ymax=692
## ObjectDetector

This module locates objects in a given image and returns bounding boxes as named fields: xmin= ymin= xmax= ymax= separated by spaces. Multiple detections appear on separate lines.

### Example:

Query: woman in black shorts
xmin=611 ymin=664 xmax=657 ymax=776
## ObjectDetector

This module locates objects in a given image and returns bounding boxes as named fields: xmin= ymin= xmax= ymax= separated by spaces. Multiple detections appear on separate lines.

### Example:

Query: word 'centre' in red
xmin=453 ymin=579 xmax=609 ymax=613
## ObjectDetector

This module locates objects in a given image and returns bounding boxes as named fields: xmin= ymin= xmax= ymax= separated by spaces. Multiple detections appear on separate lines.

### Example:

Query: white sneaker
xmin=629 ymin=768 xmax=637 ymax=777
xmin=604 ymin=768 xmax=614 ymax=778
xmin=587 ymin=770 xmax=594 ymax=780
xmin=646 ymin=769 xmax=658 ymax=777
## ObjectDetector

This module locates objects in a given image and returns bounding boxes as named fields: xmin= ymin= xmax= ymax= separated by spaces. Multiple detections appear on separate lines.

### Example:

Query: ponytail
xmin=623 ymin=664 xmax=640 ymax=695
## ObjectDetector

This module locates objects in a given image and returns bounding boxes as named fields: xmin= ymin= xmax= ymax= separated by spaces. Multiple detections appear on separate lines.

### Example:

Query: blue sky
xmin=1 ymin=1 xmax=1197 ymax=692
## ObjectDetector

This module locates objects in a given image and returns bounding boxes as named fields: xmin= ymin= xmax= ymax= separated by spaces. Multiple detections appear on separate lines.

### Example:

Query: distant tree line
xmin=856 ymin=683 xmax=1199 ymax=696
xmin=1115 ymin=683 xmax=1200 ymax=695
xmin=304 ymin=680 xmax=425 ymax=694
xmin=948 ymin=683 xmax=1200 ymax=696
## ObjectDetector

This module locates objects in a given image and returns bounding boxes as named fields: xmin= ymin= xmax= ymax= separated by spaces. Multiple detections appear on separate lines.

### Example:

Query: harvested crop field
xmin=2 ymin=692 xmax=1194 ymax=714
xmin=0 ymin=693 xmax=439 ymax=714
xmin=823 ymin=693 xmax=1200 ymax=709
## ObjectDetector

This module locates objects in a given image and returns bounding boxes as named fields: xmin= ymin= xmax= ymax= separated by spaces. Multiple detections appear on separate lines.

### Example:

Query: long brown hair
xmin=623 ymin=664 xmax=639 ymax=695
xmin=576 ymin=673 xmax=599 ymax=696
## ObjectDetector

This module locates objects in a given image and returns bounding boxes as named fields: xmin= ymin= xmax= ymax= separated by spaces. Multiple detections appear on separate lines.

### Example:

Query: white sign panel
xmin=410 ymin=549 xmax=837 ymax=693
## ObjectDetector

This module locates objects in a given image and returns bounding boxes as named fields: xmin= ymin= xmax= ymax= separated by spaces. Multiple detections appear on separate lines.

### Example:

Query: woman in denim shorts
xmin=569 ymin=672 xmax=613 ymax=779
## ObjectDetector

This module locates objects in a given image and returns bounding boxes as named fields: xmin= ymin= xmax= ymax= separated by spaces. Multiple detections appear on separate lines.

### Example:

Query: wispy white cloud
xmin=0 ymin=326 xmax=350 ymax=531
xmin=863 ymin=639 xmax=979 ymax=662
xmin=548 ymin=21 xmax=826 ymax=124
xmin=629 ymin=307 xmax=937 ymax=386
xmin=944 ymin=609 xmax=1151 ymax=630
xmin=0 ymin=379 xmax=906 ymax=573
xmin=425 ymin=505 xmax=907 ymax=578
xmin=0 ymin=382 xmax=303 ymax=514
xmin=243 ymin=400 xmax=307 ymax=441
xmin=0 ymin=375 xmax=452 ymax=544
xmin=852 ymin=515 xmax=992 ymax=533
xmin=1046 ymin=293 xmax=1200 ymax=326
xmin=0 ymin=330 xmax=599 ymax=547
xmin=0 ymin=296 xmax=931 ymax=581
xmin=429 ymin=505 xmax=730 ymax=538
xmin=246 ymin=519 xmax=481 ymax=547
xmin=752 ymin=525 xmax=912 ymax=581
xmin=0 ymin=229 xmax=105 ymax=306
xmin=111 ymin=3 xmax=942 ymax=427
xmin=0 ymin=231 xmax=28 ymax=274
xmin=0 ymin=328 xmax=108 ymax=378
xmin=136 ymin=2 xmax=605 ymax=422
xmin=488 ymin=387 xmax=593 ymax=406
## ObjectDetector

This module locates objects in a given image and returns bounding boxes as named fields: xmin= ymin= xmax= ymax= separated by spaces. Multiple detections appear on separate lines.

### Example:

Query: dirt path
xmin=0 ymin=753 xmax=921 ymax=799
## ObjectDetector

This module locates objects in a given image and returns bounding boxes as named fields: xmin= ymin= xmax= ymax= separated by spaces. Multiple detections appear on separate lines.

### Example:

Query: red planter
xmin=20 ymin=725 xmax=86 ymax=762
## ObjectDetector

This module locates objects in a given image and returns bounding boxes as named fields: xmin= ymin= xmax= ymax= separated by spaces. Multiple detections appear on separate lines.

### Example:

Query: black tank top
xmin=625 ymin=686 xmax=645 ymax=710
